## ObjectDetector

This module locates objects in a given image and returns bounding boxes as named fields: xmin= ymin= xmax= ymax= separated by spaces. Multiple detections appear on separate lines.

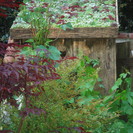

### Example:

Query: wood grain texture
xmin=10 ymin=27 xmax=118 ymax=39
xmin=86 ymin=38 xmax=116 ymax=93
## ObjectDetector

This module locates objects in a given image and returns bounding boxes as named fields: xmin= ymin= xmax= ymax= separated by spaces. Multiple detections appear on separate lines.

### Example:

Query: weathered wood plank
xmin=10 ymin=27 xmax=118 ymax=40
xmin=86 ymin=38 xmax=116 ymax=92
xmin=51 ymin=38 xmax=116 ymax=93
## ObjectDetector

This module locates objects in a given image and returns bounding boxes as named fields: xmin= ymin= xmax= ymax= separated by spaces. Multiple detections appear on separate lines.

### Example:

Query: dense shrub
xmin=0 ymin=56 xmax=121 ymax=133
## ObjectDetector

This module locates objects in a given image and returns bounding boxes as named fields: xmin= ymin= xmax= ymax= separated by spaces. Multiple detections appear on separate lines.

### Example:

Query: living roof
xmin=11 ymin=0 xmax=117 ymax=29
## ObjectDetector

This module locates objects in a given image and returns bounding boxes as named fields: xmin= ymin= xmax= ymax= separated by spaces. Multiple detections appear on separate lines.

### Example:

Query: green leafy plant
xmin=103 ymin=71 xmax=133 ymax=133
xmin=2 ymin=55 xmax=132 ymax=133
xmin=10 ymin=56 xmax=120 ymax=133
xmin=16 ymin=0 xmax=75 ymax=48
xmin=20 ymin=44 xmax=61 ymax=60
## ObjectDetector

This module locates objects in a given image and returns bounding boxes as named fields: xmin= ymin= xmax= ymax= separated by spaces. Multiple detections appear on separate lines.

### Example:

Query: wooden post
xmin=86 ymin=39 xmax=116 ymax=93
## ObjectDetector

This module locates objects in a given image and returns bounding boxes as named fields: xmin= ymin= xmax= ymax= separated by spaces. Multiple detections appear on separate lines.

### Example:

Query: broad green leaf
xmin=77 ymin=96 xmax=94 ymax=106
xmin=128 ymin=96 xmax=133 ymax=106
xmin=36 ymin=45 xmax=46 ymax=49
xmin=103 ymin=94 xmax=114 ymax=103
xmin=48 ymin=46 xmax=61 ymax=60
xmin=99 ymin=84 xmax=105 ymax=88
xmin=128 ymin=128 xmax=133 ymax=133
xmin=60 ymin=22 xmax=73 ymax=31
xmin=120 ymin=73 xmax=127 ymax=79
xmin=69 ymin=98 xmax=74 ymax=104
xmin=120 ymin=101 xmax=133 ymax=115
xmin=13 ymin=95 xmax=18 ymax=100
xmin=20 ymin=46 xmax=36 ymax=56
xmin=110 ymin=78 xmax=122 ymax=92
xmin=130 ymin=92 xmax=133 ymax=97
xmin=25 ymin=39 xmax=34 ymax=43
xmin=80 ymin=59 xmax=85 ymax=67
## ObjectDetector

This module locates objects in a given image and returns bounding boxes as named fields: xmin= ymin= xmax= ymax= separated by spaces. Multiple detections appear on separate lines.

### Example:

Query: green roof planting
xmin=11 ymin=0 xmax=116 ymax=29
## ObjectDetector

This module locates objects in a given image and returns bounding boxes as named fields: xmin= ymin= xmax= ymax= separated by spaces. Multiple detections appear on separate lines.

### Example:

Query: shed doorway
xmin=117 ymin=0 xmax=133 ymax=89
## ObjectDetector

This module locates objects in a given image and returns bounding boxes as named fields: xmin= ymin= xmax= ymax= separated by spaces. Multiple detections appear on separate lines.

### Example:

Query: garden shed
xmin=9 ymin=0 xmax=118 ymax=93
xmin=1 ymin=1 xmax=133 ymax=132
xmin=10 ymin=27 xmax=118 ymax=93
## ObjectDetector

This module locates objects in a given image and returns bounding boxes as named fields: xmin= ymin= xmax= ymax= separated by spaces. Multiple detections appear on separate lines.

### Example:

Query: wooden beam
xmin=10 ymin=27 xmax=118 ymax=40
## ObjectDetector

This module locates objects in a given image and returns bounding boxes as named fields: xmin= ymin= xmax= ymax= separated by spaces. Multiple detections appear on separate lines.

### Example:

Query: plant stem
xmin=17 ymin=116 xmax=25 ymax=133
xmin=17 ymin=75 xmax=28 ymax=133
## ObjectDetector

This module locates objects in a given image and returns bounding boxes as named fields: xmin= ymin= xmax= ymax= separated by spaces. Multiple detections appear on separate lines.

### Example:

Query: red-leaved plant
xmin=0 ymin=0 xmax=23 ymax=18
xmin=0 ymin=43 xmax=60 ymax=133
xmin=0 ymin=43 xmax=89 ymax=133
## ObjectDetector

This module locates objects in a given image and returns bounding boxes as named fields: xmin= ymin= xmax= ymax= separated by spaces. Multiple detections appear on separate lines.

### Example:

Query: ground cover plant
xmin=11 ymin=0 xmax=116 ymax=29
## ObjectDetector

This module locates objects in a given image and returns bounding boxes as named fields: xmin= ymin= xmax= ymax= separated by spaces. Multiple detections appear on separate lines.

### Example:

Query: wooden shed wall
xmin=10 ymin=27 xmax=118 ymax=93
xmin=50 ymin=38 xmax=116 ymax=93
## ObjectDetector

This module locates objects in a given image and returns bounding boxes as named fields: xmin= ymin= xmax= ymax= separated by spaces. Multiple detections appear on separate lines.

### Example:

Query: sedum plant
xmin=12 ymin=0 xmax=116 ymax=30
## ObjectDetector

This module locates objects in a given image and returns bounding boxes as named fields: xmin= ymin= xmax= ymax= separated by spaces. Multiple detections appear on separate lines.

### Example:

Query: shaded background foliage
xmin=118 ymin=0 xmax=133 ymax=32
xmin=0 ymin=0 xmax=23 ymax=42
